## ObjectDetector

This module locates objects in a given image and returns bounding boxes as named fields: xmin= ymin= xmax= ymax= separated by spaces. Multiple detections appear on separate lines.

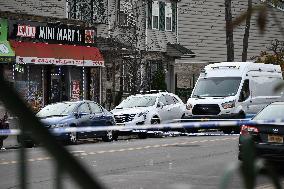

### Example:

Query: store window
xmin=28 ymin=65 xmax=43 ymax=112
xmin=14 ymin=64 xmax=29 ymax=102
xmin=13 ymin=64 xmax=43 ymax=112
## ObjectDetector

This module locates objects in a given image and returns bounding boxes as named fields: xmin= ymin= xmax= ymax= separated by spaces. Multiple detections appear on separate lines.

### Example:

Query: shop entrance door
xmin=50 ymin=66 xmax=68 ymax=103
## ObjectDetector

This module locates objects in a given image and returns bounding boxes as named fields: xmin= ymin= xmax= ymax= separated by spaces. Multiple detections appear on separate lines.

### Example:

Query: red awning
xmin=10 ymin=40 xmax=104 ymax=67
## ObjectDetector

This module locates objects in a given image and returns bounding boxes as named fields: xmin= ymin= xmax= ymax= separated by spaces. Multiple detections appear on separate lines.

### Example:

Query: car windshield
xmin=36 ymin=102 xmax=78 ymax=118
xmin=253 ymin=104 xmax=284 ymax=121
xmin=192 ymin=77 xmax=242 ymax=97
xmin=116 ymin=95 xmax=157 ymax=108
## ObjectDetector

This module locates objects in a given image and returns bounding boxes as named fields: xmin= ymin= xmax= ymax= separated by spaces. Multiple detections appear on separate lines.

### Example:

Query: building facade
xmin=0 ymin=13 xmax=104 ymax=112
xmin=94 ymin=0 xmax=193 ymax=108
xmin=1 ymin=0 xmax=193 ymax=110
xmin=175 ymin=0 xmax=284 ymax=93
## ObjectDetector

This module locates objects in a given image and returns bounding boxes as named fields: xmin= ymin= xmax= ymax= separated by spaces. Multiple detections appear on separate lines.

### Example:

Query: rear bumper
xmin=239 ymin=143 xmax=284 ymax=162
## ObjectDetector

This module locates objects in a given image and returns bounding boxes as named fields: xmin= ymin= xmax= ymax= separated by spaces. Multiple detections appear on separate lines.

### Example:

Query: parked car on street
xmin=18 ymin=100 xmax=117 ymax=147
xmin=111 ymin=91 xmax=186 ymax=138
xmin=238 ymin=102 xmax=284 ymax=162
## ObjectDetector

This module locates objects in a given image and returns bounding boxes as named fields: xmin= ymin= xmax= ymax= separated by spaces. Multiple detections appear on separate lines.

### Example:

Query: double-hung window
xmin=165 ymin=3 xmax=172 ymax=31
xmin=152 ymin=1 xmax=159 ymax=29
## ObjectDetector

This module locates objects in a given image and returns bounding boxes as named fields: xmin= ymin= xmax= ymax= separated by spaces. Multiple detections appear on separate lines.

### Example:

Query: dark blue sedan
xmin=20 ymin=100 xmax=117 ymax=146
xmin=238 ymin=102 xmax=284 ymax=162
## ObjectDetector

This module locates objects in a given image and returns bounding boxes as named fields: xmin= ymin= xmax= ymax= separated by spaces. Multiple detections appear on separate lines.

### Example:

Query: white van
xmin=185 ymin=62 xmax=284 ymax=133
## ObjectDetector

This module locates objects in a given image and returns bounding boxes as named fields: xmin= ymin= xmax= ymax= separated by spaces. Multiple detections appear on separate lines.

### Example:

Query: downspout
xmin=145 ymin=1 xmax=148 ymax=49
xmin=176 ymin=1 xmax=179 ymax=43
xmin=144 ymin=1 xmax=148 ymax=91
xmin=108 ymin=0 xmax=111 ymax=37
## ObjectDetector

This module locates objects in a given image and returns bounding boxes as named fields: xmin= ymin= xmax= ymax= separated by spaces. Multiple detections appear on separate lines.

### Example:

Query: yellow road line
xmin=0 ymin=137 xmax=238 ymax=165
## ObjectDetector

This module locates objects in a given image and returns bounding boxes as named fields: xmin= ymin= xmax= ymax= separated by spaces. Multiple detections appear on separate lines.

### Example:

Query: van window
xmin=192 ymin=77 xmax=242 ymax=97
xmin=239 ymin=79 xmax=250 ymax=102
xmin=250 ymin=77 xmax=283 ymax=97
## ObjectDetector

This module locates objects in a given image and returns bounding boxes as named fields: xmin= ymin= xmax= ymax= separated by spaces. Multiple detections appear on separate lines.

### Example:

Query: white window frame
xmin=152 ymin=1 xmax=159 ymax=30
xmin=119 ymin=10 xmax=128 ymax=26
xmin=165 ymin=3 xmax=172 ymax=31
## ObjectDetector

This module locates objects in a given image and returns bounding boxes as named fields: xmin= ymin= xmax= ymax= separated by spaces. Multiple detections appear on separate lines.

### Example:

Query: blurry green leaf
xmin=232 ymin=6 xmax=263 ymax=29
xmin=219 ymin=162 xmax=240 ymax=189
xmin=241 ymin=136 xmax=256 ymax=189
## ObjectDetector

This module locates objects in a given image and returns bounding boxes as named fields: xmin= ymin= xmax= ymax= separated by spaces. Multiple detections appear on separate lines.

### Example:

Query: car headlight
xmin=186 ymin=103 xmax=193 ymax=110
xmin=221 ymin=101 xmax=235 ymax=109
xmin=51 ymin=123 xmax=68 ymax=128
xmin=137 ymin=111 xmax=148 ymax=119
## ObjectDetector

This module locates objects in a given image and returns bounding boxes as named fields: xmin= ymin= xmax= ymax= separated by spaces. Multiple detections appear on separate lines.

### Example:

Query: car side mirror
xmin=74 ymin=112 xmax=80 ymax=118
xmin=157 ymin=102 xmax=164 ymax=108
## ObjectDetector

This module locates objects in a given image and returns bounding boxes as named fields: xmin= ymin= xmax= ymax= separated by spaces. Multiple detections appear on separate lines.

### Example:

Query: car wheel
xmin=112 ymin=131 xmax=119 ymax=141
xmin=69 ymin=132 xmax=78 ymax=145
xmin=24 ymin=142 xmax=35 ymax=148
xmin=151 ymin=118 xmax=163 ymax=137
xmin=138 ymin=132 xmax=148 ymax=139
xmin=102 ymin=130 xmax=113 ymax=142
xmin=178 ymin=114 xmax=187 ymax=133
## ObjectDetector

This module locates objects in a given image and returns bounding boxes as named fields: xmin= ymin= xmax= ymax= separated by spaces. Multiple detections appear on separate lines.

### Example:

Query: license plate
xmin=268 ymin=134 xmax=283 ymax=143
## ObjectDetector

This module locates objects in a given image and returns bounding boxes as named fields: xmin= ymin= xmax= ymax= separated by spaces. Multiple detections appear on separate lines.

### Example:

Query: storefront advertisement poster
xmin=71 ymin=80 xmax=80 ymax=101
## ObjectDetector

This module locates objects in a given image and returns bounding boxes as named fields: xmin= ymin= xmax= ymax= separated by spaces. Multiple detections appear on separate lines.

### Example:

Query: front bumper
xmin=183 ymin=113 xmax=245 ymax=120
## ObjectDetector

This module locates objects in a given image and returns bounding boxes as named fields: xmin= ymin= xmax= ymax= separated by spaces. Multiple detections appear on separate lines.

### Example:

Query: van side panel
xmin=247 ymin=76 xmax=284 ymax=114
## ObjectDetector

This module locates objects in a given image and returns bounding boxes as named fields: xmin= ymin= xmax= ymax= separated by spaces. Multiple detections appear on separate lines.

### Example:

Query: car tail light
xmin=240 ymin=125 xmax=259 ymax=136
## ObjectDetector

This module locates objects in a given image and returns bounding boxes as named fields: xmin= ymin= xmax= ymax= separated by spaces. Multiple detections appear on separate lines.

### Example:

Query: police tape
xmin=1 ymin=119 xmax=284 ymax=136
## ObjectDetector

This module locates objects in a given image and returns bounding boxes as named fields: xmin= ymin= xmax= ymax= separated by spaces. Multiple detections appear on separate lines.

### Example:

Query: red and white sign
xmin=71 ymin=80 xmax=80 ymax=101
xmin=16 ymin=56 xmax=105 ymax=67
xmin=17 ymin=25 xmax=36 ymax=38
xmin=11 ymin=40 xmax=105 ymax=67
xmin=85 ymin=30 xmax=95 ymax=43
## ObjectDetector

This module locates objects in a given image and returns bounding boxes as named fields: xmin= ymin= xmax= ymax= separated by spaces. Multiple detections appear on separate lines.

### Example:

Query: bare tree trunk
xmin=242 ymin=0 xmax=252 ymax=62
xmin=225 ymin=0 xmax=234 ymax=62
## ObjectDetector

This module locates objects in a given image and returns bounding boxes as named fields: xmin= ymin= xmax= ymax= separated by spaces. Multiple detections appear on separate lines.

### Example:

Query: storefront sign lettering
xmin=10 ymin=20 xmax=93 ymax=45
xmin=38 ymin=26 xmax=82 ymax=42
xmin=17 ymin=25 xmax=36 ymax=38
